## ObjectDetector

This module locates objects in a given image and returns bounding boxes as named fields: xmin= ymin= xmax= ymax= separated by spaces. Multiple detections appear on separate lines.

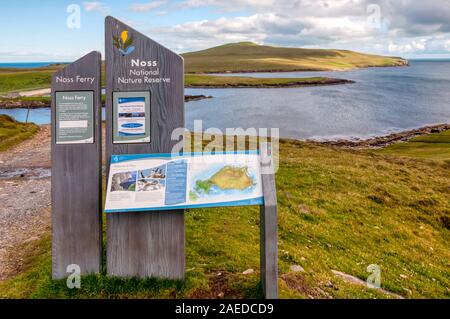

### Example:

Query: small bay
xmin=1 ymin=60 xmax=449 ymax=140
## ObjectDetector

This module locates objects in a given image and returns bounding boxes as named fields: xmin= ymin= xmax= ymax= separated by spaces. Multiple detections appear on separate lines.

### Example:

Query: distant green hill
xmin=182 ymin=42 xmax=408 ymax=73
xmin=0 ymin=42 xmax=408 ymax=94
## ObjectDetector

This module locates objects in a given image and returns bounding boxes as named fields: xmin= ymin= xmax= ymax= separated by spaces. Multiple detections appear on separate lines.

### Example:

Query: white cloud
xmin=147 ymin=11 xmax=380 ymax=53
xmin=130 ymin=1 xmax=168 ymax=12
xmin=181 ymin=0 xmax=275 ymax=11
xmin=180 ymin=0 xmax=366 ymax=15
xmin=7 ymin=0 xmax=449 ymax=60
xmin=445 ymin=40 xmax=450 ymax=51
xmin=155 ymin=11 xmax=169 ymax=16
xmin=149 ymin=0 xmax=450 ymax=57
xmin=388 ymin=40 xmax=427 ymax=54
xmin=83 ymin=2 xmax=110 ymax=14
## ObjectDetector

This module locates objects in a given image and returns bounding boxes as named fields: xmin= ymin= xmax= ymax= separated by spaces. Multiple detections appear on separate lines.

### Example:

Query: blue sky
xmin=1 ymin=0 xmax=450 ymax=62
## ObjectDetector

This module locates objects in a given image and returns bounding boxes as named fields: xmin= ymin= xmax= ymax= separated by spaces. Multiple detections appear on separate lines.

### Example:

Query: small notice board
xmin=104 ymin=151 xmax=264 ymax=213
xmin=55 ymin=91 xmax=94 ymax=144
xmin=112 ymin=91 xmax=151 ymax=144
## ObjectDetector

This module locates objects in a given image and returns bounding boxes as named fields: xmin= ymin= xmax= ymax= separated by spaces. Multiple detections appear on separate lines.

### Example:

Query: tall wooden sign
xmin=51 ymin=51 xmax=102 ymax=279
xmin=105 ymin=17 xmax=185 ymax=278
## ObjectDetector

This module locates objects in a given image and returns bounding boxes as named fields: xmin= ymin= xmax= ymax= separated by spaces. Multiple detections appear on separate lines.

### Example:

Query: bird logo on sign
xmin=113 ymin=30 xmax=135 ymax=56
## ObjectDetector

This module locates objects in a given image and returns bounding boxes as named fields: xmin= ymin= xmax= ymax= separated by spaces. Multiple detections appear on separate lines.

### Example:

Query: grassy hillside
xmin=0 ymin=64 xmax=65 ymax=94
xmin=380 ymin=130 xmax=450 ymax=164
xmin=0 ymin=70 xmax=54 ymax=94
xmin=0 ymin=64 xmax=65 ymax=75
xmin=0 ymin=42 xmax=407 ymax=94
xmin=0 ymin=132 xmax=448 ymax=299
xmin=183 ymin=42 xmax=408 ymax=73
xmin=0 ymin=115 xmax=39 ymax=151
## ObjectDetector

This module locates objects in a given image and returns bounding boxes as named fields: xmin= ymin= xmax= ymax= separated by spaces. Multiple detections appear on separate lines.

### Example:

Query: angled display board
xmin=104 ymin=151 xmax=264 ymax=213
xmin=105 ymin=16 xmax=185 ymax=279
xmin=51 ymin=51 xmax=102 ymax=279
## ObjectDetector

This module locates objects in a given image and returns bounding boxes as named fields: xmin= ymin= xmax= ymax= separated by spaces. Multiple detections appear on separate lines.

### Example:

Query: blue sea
xmin=0 ymin=62 xmax=64 ymax=68
xmin=1 ymin=60 xmax=450 ymax=140
xmin=185 ymin=59 xmax=450 ymax=140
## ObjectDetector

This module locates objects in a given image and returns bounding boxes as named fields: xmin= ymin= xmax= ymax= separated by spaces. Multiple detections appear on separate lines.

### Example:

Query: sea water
xmin=0 ymin=62 xmax=60 ymax=68
xmin=2 ymin=60 xmax=450 ymax=140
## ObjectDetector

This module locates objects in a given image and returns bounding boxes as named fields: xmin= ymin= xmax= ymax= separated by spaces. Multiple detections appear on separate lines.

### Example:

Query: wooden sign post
xmin=259 ymin=142 xmax=278 ymax=299
xmin=51 ymin=51 xmax=102 ymax=279
xmin=105 ymin=17 xmax=185 ymax=278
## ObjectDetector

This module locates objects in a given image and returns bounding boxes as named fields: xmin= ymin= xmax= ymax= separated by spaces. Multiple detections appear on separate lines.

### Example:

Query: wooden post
xmin=105 ymin=16 xmax=185 ymax=279
xmin=260 ymin=142 xmax=278 ymax=299
xmin=51 ymin=51 xmax=102 ymax=279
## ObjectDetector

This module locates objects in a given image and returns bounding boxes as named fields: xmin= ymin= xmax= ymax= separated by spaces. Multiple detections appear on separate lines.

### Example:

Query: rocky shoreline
xmin=0 ymin=95 xmax=213 ymax=109
xmin=315 ymin=123 xmax=450 ymax=149
xmin=184 ymin=94 xmax=213 ymax=102
xmin=186 ymin=78 xmax=354 ymax=89
xmin=0 ymin=99 xmax=49 ymax=109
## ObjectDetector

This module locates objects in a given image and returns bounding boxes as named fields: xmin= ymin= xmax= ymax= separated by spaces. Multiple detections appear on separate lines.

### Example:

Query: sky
xmin=1 ymin=0 xmax=450 ymax=62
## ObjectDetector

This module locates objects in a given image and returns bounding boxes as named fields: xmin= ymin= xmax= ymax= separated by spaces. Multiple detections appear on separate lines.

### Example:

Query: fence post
xmin=259 ymin=142 xmax=278 ymax=299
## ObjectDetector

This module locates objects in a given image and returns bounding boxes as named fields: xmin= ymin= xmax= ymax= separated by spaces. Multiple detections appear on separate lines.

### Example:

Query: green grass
xmin=0 ymin=133 xmax=449 ymax=299
xmin=0 ymin=70 xmax=53 ymax=94
xmin=183 ymin=42 xmax=408 ymax=73
xmin=0 ymin=114 xmax=39 ymax=151
xmin=0 ymin=71 xmax=343 ymax=96
xmin=0 ymin=64 xmax=65 ymax=75
xmin=185 ymin=74 xmax=341 ymax=87
xmin=379 ymin=130 xmax=450 ymax=164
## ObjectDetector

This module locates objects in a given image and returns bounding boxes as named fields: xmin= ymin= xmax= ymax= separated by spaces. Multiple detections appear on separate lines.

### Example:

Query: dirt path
xmin=0 ymin=125 xmax=51 ymax=168
xmin=0 ymin=126 xmax=51 ymax=280
xmin=0 ymin=124 xmax=107 ymax=280
xmin=0 ymin=180 xmax=51 ymax=280
xmin=19 ymin=88 xmax=51 ymax=97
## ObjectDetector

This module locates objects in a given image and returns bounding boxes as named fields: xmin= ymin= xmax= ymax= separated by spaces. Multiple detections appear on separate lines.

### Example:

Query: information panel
xmin=55 ymin=91 xmax=94 ymax=144
xmin=113 ymin=91 xmax=151 ymax=144
xmin=105 ymin=151 xmax=264 ymax=213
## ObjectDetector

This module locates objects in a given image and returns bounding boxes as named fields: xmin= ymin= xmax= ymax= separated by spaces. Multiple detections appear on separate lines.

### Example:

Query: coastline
xmin=185 ymin=78 xmax=355 ymax=88
xmin=185 ymin=94 xmax=213 ymax=102
xmin=0 ymin=99 xmax=49 ymax=109
xmin=0 ymin=76 xmax=354 ymax=109
xmin=0 ymin=94 xmax=213 ymax=109
xmin=20 ymin=122 xmax=449 ymax=150
xmin=313 ymin=123 xmax=450 ymax=149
